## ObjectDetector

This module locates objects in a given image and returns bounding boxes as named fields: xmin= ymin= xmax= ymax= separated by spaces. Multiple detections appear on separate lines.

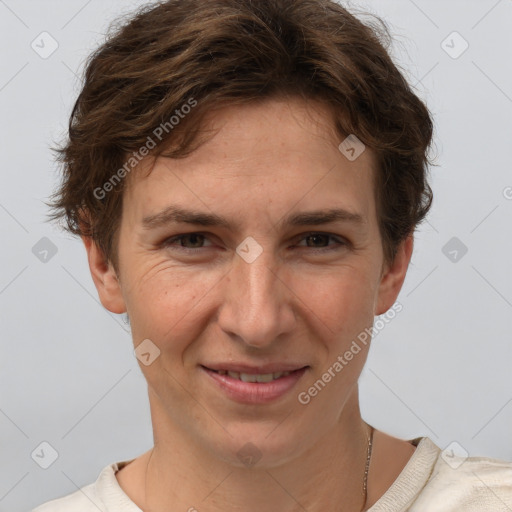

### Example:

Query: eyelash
xmin=161 ymin=232 xmax=348 ymax=253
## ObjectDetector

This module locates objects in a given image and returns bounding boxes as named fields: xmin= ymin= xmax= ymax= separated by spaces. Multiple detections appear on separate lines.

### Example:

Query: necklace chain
xmin=361 ymin=423 xmax=375 ymax=511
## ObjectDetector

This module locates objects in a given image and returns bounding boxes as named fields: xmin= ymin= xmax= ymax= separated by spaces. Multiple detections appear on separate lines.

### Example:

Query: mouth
xmin=200 ymin=365 xmax=309 ymax=404
xmin=208 ymin=369 xmax=296 ymax=383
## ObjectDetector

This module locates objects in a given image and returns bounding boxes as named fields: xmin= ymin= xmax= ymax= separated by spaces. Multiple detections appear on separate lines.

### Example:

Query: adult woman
xmin=33 ymin=0 xmax=512 ymax=510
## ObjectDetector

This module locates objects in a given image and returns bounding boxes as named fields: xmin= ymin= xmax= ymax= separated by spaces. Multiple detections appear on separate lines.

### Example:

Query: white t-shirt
xmin=31 ymin=437 xmax=512 ymax=511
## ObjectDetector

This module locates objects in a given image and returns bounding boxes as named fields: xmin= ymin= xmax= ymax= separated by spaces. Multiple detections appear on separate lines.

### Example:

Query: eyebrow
xmin=142 ymin=205 xmax=365 ymax=231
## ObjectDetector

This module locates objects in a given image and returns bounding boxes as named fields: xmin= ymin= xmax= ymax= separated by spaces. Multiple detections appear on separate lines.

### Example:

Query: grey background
xmin=1 ymin=0 xmax=511 ymax=510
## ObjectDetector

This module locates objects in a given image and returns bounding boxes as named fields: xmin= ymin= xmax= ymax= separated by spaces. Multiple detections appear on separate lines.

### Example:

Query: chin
xmin=204 ymin=422 xmax=311 ymax=470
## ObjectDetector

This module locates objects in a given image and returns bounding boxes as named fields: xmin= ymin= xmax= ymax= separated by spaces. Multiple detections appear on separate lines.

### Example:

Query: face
xmin=86 ymin=97 xmax=411 ymax=468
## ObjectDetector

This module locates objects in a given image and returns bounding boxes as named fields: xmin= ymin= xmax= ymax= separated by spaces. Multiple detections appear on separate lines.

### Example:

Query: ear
xmin=81 ymin=235 xmax=126 ymax=314
xmin=375 ymin=234 xmax=414 ymax=316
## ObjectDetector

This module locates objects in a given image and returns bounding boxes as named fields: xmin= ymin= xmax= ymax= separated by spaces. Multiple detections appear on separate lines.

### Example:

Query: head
xmin=48 ymin=0 xmax=433 ymax=467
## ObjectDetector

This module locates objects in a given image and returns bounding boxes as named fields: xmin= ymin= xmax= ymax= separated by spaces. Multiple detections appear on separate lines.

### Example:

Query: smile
xmin=210 ymin=369 xmax=292 ymax=382
xmin=201 ymin=365 xmax=309 ymax=404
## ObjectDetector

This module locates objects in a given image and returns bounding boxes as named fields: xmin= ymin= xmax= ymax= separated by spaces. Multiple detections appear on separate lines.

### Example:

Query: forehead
xmin=123 ymin=98 xmax=378 ymax=226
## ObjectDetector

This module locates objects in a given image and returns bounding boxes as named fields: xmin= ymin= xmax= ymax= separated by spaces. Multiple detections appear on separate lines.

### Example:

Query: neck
xmin=138 ymin=385 xmax=371 ymax=512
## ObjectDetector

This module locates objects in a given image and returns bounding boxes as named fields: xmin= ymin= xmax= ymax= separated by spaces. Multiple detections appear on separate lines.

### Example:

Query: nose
xmin=216 ymin=246 xmax=296 ymax=349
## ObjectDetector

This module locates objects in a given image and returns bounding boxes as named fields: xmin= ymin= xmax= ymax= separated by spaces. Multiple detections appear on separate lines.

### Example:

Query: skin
xmin=83 ymin=97 xmax=416 ymax=511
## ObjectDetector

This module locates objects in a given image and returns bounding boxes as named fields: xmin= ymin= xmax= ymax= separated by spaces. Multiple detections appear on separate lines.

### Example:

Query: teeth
xmin=216 ymin=370 xmax=291 ymax=382
xmin=255 ymin=373 xmax=274 ymax=383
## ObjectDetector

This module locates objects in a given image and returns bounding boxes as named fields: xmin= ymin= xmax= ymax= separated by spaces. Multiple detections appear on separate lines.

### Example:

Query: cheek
xmin=123 ymin=263 xmax=214 ymax=346
xmin=292 ymin=263 xmax=379 ymax=339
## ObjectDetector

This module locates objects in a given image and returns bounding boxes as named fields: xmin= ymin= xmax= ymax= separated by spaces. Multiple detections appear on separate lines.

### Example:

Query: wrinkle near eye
xmin=126 ymin=259 xmax=184 ymax=294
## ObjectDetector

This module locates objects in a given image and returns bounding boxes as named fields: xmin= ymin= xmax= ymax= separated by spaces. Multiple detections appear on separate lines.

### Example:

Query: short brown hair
xmin=47 ymin=0 xmax=434 ymax=272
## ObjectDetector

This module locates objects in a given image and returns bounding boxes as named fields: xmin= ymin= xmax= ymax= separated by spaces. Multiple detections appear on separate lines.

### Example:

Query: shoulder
xmin=30 ymin=460 xmax=136 ymax=512
xmin=412 ymin=449 xmax=512 ymax=511
xmin=31 ymin=482 xmax=99 ymax=512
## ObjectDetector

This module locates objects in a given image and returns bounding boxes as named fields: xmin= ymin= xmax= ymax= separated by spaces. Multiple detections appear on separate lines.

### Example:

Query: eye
xmin=162 ymin=233 xmax=214 ymax=251
xmin=295 ymin=232 xmax=347 ymax=252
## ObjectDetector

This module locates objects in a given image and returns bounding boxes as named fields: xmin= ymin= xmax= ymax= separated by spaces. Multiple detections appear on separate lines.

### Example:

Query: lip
xmin=201 ymin=365 xmax=309 ymax=404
